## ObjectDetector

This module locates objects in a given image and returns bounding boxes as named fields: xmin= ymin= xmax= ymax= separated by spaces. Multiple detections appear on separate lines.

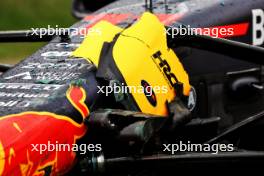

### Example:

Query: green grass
xmin=0 ymin=0 xmax=77 ymax=64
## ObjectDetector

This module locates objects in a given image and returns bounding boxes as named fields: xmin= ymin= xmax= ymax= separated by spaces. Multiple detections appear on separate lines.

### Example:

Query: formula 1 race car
xmin=1 ymin=0 xmax=264 ymax=175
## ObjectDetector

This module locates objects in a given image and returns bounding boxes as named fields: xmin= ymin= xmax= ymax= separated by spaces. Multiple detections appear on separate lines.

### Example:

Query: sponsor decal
xmin=21 ymin=62 xmax=92 ymax=70
xmin=0 ymin=92 xmax=49 ymax=98
xmin=55 ymin=43 xmax=80 ymax=49
xmin=0 ymin=83 xmax=62 ymax=91
xmin=4 ymin=72 xmax=32 ymax=80
xmin=0 ymin=86 xmax=89 ymax=175
xmin=252 ymin=9 xmax=264 ymax=46
xmin=4 ymin=72 xmax=81 ymax=81
xmin=0 ymin=100 xmax=31 ymax=108
xmin=41 ymin=51 xmax=87 ymax=61
xmin=187 ymin=86 xmax=197 ymax=111
xmin=141 ymin=80 xmax=157 ymax=107
xmin=0 ymin=101 xmax=19 ymax=107
xmin=152 ymin=51 xmax=178 ymax=88
xmin=41 ymin=51 xmax=72 ymax=57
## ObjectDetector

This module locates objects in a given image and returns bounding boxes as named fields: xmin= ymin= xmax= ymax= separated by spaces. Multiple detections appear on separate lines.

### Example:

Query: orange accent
xmin=199 ymin=23 xmax=249 ymax=38
xmin=32 ymin=151 xmax=57 ymax=176
xmin=66 ymin=86 xmax=90 ymax=119
xmin=20 ymin=150 xmax=33 ymax=176
xmin=13 ymin=122 xmax=22 ymax=133
xmin=8 ymin=148 xmax=15 ymax=164
xmin=0 ymin=141 xmax=4 ymax=175
xmin=84 ymin=13 xmax=132 ymax=25
xmin=0 ymin=111 xmax=85 ymax=127
xmin=83 ymin=13 xmax=184 ymax=27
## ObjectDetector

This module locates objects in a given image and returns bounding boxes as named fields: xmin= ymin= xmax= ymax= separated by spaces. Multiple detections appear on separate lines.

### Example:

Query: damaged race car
xmin=1 ymin=0 xmax=264 ymax=175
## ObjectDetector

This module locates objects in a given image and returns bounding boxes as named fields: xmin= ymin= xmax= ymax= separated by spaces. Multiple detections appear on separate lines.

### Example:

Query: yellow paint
xmin=0 ymin=141 xmax=5 ymax=175
xmin=0 ymin=112 xmax=84 ymax=129
xmin=20 ymin=164 xmax=30 ymax=176
xmin=112 ymin=12 xmax=190 ymax=115
xmin=20 ymin=150 xmax=33 ymax=176
xmin=8 ymin=148 xmax=15 ymax=164
xmin=72 ymin=12 xmax=191 ymax=116
xmin=13 ymin=122 xmax=22 ymax=133
xmin=72 ymin=21 xmax=122 ymax=66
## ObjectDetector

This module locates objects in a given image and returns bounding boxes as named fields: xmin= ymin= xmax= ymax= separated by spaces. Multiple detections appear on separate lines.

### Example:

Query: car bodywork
xmin=1 ymin=0 xmax=264 ymax=175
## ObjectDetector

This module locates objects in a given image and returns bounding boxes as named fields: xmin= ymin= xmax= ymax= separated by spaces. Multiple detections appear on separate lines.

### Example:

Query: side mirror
xmin=72 ymin=0 xmax=116 ymax=19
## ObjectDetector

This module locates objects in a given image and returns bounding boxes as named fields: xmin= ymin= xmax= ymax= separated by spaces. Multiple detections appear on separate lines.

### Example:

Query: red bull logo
xmin=0 ymin=86 xmax=89 ymax=176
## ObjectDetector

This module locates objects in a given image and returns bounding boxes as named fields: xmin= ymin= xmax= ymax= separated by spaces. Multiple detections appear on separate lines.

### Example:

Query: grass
xmin=0 ymin=0 xmax=77 ymax=64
